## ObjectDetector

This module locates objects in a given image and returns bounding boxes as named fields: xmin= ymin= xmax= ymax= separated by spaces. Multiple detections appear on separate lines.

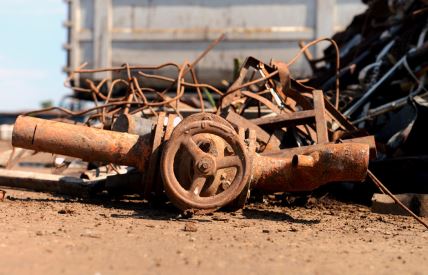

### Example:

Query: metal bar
xmin=250 ymin=110 xmax=315 ymax=128
xmin=313 ymin=90 xmax=329 ymax=144
xmin=344 ymin=56 xmax=405 ymax=117
xmin=324 ymin=98 xmax=357 ymax=131
xmin=352 ymin=92 xmax=428 ymax=124
xmin=143 ymin=113 xmax=166 ymax=198
xmin=0 ymin=168 xmax=105 ymax=198
xmin=225 ymin=111 xmax=271 ymax=145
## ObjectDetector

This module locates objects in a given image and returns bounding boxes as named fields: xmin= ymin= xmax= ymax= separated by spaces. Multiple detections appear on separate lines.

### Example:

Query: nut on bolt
xmin=196 ymin=157 xmax=216 ymax=174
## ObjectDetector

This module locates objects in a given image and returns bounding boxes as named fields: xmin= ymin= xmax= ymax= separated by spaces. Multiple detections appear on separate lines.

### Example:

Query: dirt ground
xmin=0 ymin=187 xmax=427 ymax=275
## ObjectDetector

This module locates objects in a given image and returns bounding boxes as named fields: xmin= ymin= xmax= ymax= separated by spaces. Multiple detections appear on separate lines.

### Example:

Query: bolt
xmin=197 ymin=160 xmax=211 ymax=173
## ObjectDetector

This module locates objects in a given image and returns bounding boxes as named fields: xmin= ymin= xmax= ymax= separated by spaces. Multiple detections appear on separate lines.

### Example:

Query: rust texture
xmin=12 ymin=116 xmax=152 ymax=171
xmin=251 ymin=143 xmax=370 ymax=192
xmin=160 ymin=113 xmax=252 ymax=213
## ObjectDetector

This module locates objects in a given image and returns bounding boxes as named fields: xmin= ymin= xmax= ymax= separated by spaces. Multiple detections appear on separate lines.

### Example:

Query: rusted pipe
xmin=251 ymin=143 xmax=370 ymax=192
xmin=12 ymin=116 xmax=152 ymax=171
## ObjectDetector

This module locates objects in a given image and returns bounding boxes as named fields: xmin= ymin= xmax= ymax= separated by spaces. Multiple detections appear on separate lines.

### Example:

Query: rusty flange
xmin=143 ymin=112 xmax=166 ymax=199
xmin=160 ymin=114 xmax=252 ymax=213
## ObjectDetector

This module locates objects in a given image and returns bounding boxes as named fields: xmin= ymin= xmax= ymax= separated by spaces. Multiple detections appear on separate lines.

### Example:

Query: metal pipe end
xmin=12 ymin=115 xmax=38 ymax=149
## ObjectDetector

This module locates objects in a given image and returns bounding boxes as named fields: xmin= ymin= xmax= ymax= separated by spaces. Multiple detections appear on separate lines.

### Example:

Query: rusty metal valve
xmin=160 ymin=114 xmax=372 ymax=212
xmin=160 ymin=114 xmax=252 ymax=213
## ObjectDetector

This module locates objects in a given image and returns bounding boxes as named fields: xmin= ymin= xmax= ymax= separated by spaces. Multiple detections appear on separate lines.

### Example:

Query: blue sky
xmin=0 ymin=0 xmax=67 ymax=111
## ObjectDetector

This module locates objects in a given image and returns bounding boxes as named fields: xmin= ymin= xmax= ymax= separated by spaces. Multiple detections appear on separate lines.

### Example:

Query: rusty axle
xmin=12 ymin=116 xmax=153 ymax=171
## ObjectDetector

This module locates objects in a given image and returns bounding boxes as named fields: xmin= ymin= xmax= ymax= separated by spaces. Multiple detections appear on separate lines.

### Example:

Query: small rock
xmin=183 ymin=222 xmax=198 ymax=232
xmin=262 ymin=229 xmax=270 ymax=233
xmin=289 ymin=227 xmax=298 ymax=232
xmin=58 ymin=208 xmax=74 ymax=215
xmin=36 ymin=231 xmax=43 ymax=236
xmin=0 ymin=190 xmax=5 ymax=201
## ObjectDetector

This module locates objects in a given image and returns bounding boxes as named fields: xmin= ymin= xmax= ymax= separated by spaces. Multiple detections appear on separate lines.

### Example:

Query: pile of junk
xmin=0 ymin=0 xmax=427 ymax=225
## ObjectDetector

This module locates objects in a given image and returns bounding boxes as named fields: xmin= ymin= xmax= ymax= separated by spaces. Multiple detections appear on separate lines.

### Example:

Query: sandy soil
xmin=0 ymin=187 xmax=427 ymax=275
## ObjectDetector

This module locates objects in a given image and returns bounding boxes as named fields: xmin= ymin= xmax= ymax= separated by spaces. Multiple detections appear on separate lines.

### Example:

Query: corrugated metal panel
xmin=64 ymin=0 xmax=366 ymax=85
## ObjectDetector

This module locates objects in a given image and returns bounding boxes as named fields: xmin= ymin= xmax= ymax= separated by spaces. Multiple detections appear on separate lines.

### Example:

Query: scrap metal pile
xmin=304 ymin=0 xmax=428 ymax=195
xmin=2 ymin=1 xmax=428 ymax=223
xmin=11 ymin=53 xmax=376 ymax=213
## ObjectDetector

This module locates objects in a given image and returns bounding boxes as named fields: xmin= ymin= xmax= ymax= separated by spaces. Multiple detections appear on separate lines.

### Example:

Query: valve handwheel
xmin=161 ymin=114 xmax=251 ymax=213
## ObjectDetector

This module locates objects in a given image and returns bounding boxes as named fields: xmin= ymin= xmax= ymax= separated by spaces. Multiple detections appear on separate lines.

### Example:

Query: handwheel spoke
xmin=202 ymin=179 xmax=223 ymax=197
xmin=182 ymin=137 xmax=204 ymax=160
xmin=216 ymin=155 xmax=241 ymax=169
xmin=189 ymin=175 xmax=207 ymax=196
